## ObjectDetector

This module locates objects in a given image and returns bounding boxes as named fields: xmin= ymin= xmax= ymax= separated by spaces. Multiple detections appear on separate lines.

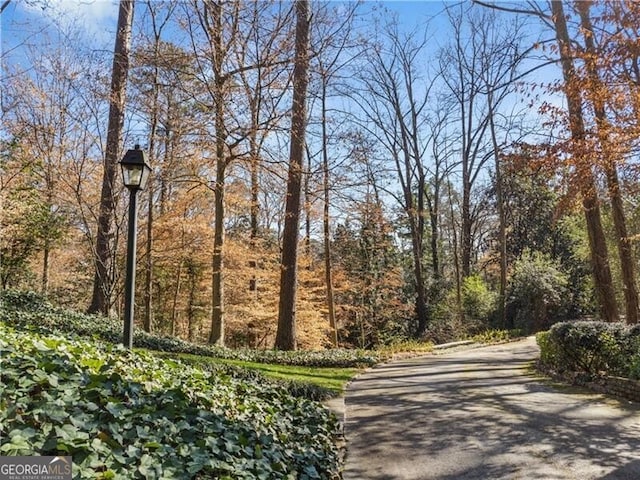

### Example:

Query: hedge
xmin=536 ymin=321 xmax=640 ymax=380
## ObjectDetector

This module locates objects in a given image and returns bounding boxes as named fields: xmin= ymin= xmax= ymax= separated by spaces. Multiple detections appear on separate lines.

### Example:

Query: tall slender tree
xmin=133 ymin=0 xmax=178 ymax=332
xmin=550 ymin=0 xmax=619 ymax=322
xmin=88 ymin=0 xmax=135 ymax=315
xmin=439 ymin=5 xmax=526 ymax=281
xmin=576 ymin=0 xmax=638 ymax=324
xmin=275 ymin=0 xmax=310 ymax=350
xmin=308 ymin=3 xmax=360 ymax=346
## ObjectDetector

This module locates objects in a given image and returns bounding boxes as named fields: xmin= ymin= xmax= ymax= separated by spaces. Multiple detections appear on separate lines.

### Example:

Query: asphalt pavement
xmin=343 ymin=337 xmax=640 ymax=480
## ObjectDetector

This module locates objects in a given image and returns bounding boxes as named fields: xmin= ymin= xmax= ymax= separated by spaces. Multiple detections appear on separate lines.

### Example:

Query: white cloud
xmin=26 ymin=0 xmax=117 ymax=21
xmin=20 ymin=0 xmax=119 ymax=41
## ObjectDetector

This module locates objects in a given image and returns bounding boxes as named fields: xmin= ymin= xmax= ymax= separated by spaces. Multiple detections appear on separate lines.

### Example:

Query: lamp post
xmin=120 ymin=145 xmax=151 ymax=349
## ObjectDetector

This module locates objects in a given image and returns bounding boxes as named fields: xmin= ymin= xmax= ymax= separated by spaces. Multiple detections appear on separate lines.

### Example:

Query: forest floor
xmin=342 ymin=337 xmax=640 ymax=480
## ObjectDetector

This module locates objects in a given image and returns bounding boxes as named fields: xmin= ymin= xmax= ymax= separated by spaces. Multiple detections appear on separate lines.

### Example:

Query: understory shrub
xmin=424 ymin=306 xmax=464 ymax=344
xmin=461 ymin=275 xmax=497 ymax=326
xmin=507 ymin=251 xmax=569 ymax=333
xmin=470 ymin=329 xmax=523 ymax=344
xmin=426 ymin=285 xmax=488 ymax=344
xmin=536 ymin=321 xmax=640 ymax=379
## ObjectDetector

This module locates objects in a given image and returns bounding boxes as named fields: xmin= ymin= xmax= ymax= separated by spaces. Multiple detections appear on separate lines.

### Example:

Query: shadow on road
xmin=345 ymin=340 xmax=640 ymax=480
xmin=599 ymin=459 xmax=640 ymax=480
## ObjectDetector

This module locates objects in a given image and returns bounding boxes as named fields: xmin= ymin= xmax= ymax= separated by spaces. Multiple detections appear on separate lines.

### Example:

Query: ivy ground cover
xmin=0 ymin=324 xmax=341 ymax=479
xmin=0 ymin=290 xmax=380 ymax=368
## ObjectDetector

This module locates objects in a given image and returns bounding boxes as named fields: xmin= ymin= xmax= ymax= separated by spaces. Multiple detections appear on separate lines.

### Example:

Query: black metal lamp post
xmin=120 ymin=144 xmax=151 ymax=349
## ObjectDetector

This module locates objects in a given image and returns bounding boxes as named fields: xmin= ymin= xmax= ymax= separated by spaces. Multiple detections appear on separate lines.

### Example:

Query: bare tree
xmin=234 ymin=1 xmax=292 ymax=306
xmin=438 ymin=5 xmax=527 ymax=282
xmin=130 ymin=0 xmax=179 ymax=332
xmin=351 ymin=17 xmax=434 ymax=336
xmin=1 ymin=19 xmax=109 ymax=301
xmin=0 ymin=0 xmax=50 ymax=16
xmin=478 ymin=12 xmax=530 ymax=327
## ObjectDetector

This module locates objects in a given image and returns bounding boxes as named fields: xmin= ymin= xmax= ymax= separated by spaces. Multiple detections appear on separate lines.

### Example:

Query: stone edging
xmin=539 ymin=365 xmax=640 ymax=403
xmin=581 ymin=375 xmax=640 ymax=403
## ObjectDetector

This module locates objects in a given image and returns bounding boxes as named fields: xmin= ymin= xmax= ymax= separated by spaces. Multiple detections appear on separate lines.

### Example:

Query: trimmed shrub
xmin=536 ymin=330 xmax=560 ymax=370
xmin=627 ymin=325 xmax=640 ymax=380
xmin=537 ymin=321 xmax=639 ymax=379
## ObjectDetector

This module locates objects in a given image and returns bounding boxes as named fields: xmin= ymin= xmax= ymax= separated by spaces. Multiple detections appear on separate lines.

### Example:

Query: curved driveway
xmin=344 ymin=337 xmax=640 ymax=480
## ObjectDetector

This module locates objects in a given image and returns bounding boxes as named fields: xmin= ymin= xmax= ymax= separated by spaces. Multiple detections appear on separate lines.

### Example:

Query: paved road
xmin=343 ymin=337 xmax=640 ymax=480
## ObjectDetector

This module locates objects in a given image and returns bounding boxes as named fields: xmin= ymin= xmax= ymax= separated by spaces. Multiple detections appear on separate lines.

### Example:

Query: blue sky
xmin=2 ymin=0 xmax=118 ymax=55
xmin=0 ymin=0 xmax=453 ymax=49
xmin=1 ymin=0 xmax=561 ymax=127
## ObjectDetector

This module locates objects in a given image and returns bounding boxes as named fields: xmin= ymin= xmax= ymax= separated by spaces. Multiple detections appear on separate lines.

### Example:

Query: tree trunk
xmin=321 ymin=81 xmax=338 ymax=347
xmin=144 ymin=180 xmax=154 ymax=332
xmin=488 ymin=95 xmax=509 ymax=328
xmin=428 ymin=196 xmax=440 ymax=281
xmin=88 ymin=0 xmax=135 ymax=315
xmin=606 ymin=166 xmax=637 ymax=324
xmin=304 ymin=148 xmax=312 ymax=264
xmin=249 ymin=129 xmax=259 ymax=296
xmin=407 ymin=90 xmax=430 ymax=336
xmin=208 ymin=1 xmax=227 ymax=346
xmin=42 ymin=193 xmax=52 ymax=295
xmin=171 ymin=257 xmax=182 ymax=337
xmin=187 ymin=264 xmax=197 ymax=342
xmin=577 ymin=1 xmax=638 ymax=324
xmin=448 ymin=180 xmax=463 ymax=320
xmin=143 ymin=31 xmax=162 ymax=334
xmin=41 ymin=240 xmax=50 ymax=295
xmin=551 ymin=0 xmax=619 ymax=322
xmin=209 ymin=149 xmax=226 ymax=345
xmin=398 ymin=152 xmax=429 ymax=337
xmin=461 ymin=176 xmax=472 ymax=279
xmin=411 ymin=226 xmax=429 ymax=336
xmin=275 ymin=0 xmax=310 ymax=351
xmin=250 ymin=129 xmax=259 ymax=240
xmin=142 ymin=135 xmax=156 ymax=335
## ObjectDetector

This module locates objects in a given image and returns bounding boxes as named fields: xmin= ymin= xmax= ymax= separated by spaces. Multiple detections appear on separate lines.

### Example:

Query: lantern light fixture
xmin=120 ymin=144 xmax=151 ymax=191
